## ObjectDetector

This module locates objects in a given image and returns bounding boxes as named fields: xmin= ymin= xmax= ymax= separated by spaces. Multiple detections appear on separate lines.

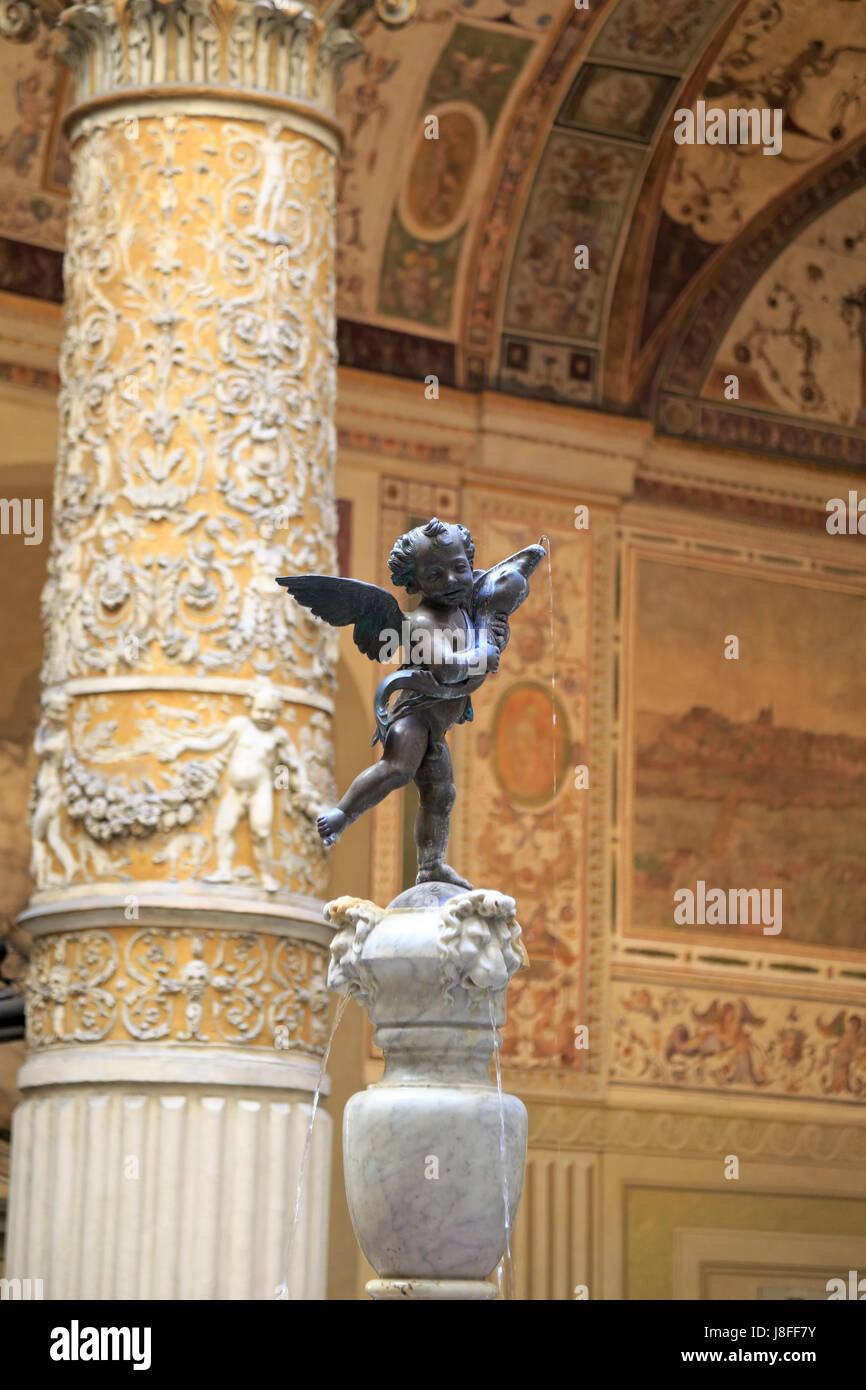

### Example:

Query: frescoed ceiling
xmin=0 ymin=28 xmax=68 ymax=252
xmin=703 ymin=186 xmax=866 ymax=430
xmin=1 ymin=0 xmax=865 ymax=467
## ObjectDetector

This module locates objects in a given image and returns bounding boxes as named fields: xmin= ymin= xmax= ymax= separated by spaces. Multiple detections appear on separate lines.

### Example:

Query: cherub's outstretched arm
xmin=158 ymin=719 xmax=240 ymax=761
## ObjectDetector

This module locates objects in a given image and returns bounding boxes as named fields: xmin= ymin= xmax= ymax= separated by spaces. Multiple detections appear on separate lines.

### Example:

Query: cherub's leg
xmin=30 ymin=836 xmax=48 ymax=886
xmin=30 ymin=802 xmax=50 ymax=882
xmin=317 ymin=716 xmax=428 ymax=847
xmin=47 ymin=813 xmax=78 ymax=881
xmin=414 ymin=739 xmax=472 ymax=890
xmin=204 ymin=789 xmax=243 ymax=883
xmin=250 ymin=781 xmax=278 ymax=893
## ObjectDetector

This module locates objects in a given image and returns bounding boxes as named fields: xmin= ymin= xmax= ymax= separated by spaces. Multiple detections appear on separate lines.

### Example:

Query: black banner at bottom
xmin=2 ymin=1296 xmax=861 ymax=1376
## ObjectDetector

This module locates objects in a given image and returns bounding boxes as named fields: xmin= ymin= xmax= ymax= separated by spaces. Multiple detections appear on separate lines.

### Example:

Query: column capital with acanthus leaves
xmin=0 ymin=0 xmax=414 ymax=119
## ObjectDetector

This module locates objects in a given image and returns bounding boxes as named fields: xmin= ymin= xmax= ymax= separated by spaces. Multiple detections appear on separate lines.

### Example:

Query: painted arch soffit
xmin=475 ymin=0 xmax=738 ymax=406
xmin=653 ymin=141 xmax=866 ymax=467
xmin=0 ymin=0 xmax=865 ymax=448
xmin=605 ymin=0 xmax=866 ymax=411
xmin=335 ymin=0 xmax=743 ymax=398
xmin=335 ymin=0 xmax=568 ymax=344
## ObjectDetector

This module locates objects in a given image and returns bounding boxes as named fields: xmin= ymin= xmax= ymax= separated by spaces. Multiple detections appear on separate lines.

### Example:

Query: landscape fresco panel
xmin=632 ymin=558 xmax=866 ymax=950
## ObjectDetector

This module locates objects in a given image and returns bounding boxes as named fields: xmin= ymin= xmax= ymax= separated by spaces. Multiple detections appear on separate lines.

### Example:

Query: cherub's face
xmin=44 ymin=693 xmax=69 ymax=723
xmin=250 ymin=696 xmax=279 ymax=729
xmin=414 ymin=534 xmax=473 ymax=608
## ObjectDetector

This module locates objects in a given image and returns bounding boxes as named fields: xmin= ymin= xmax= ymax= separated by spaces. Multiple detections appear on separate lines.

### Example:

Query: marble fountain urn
xmin=326 ymin=881 xmax=529 ymax=1301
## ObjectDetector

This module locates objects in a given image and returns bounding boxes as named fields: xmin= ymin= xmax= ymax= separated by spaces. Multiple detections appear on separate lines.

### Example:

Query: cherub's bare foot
xmin=416 ymin=863 xmax=472 ymax=890
xmin=317 ymin=808 xmax=347 ymax=847
xmin=203 ymin=867 xmax=233 ymax=884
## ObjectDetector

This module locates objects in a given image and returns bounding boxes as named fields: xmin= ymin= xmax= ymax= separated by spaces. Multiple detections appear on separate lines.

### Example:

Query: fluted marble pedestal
xmin=326 ymin=885 xmax=529 ymax=1301
xmin=7 ymin=1048 xmax=332 ymax=1300
xmin=6 ymin=894 xmax=333 ymax=1300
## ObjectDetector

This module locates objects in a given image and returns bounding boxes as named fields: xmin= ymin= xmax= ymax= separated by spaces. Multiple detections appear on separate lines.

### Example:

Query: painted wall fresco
xmin=401 ymin=106 xmax=483 ymax=238
xmin=0 ymin=0 xmax=860 ymax=456
xmin=499 ymin=335 xmax=595 ymax=403
xmin=663 ymin=0 xmax=866 ymax=244
xmin=377 ymin=212 xmax=465 ymax=325
xmin=704 ymin=186 xmax=866 ymax=429
xmin=494 ymin=0 xmax=732 ymax=402
xmin=457 ymin=507 xmax=591 ymax=1070
xmin=0 ymin=235 xmax=63 ymax=300
xmin=423 ymin=22 xmax=532 ymax=128
xmin=631 ymin=557 xmax=866 ymax=951
xmin=558 ymin=64 xmax=677 ymax=143
xmin=448 ymin=0 xmax=556 ymax=33
xmin=373 ymin=21 xmax=532 ymax=331
xmin=612 ymin=985 xmax=866 ymax=1099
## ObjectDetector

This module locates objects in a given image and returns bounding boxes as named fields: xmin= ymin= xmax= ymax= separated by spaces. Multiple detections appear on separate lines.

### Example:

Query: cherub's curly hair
xmin=387 ymin=517 xmax=476 ymax=594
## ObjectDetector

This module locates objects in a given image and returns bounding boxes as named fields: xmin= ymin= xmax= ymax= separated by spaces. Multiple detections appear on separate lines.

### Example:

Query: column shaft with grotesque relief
xmin=4 ymin=0 xmax=415 ymax=1300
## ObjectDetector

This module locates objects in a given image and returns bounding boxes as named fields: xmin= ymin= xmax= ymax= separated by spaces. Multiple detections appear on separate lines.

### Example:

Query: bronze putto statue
xmin=278 ymin=517 xmax=544 ymax=891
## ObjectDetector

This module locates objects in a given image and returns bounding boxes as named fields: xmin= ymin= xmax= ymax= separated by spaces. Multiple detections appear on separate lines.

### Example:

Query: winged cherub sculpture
xmin=277 ymin=517 xmax=545 ymax=890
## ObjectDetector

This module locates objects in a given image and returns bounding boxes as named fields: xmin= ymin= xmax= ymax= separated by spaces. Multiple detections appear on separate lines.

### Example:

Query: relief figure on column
xmin=158 ymin=679 xmax=318 ymax=891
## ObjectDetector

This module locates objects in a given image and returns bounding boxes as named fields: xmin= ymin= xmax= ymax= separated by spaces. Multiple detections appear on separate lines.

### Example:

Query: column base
xmin=6 ymin=1044 xmax=333 ymax=1300
xmin=366 ymin=1278 xmax=497 ymax=1301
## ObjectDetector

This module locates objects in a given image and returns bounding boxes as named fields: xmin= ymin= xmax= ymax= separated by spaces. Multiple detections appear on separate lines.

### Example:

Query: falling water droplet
xmin=275 ymin=992 xmax=349 ymax=1299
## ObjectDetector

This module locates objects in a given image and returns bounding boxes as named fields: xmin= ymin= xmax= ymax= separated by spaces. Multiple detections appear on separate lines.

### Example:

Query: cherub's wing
xmin=276 ymin=575 xmax=403 ymax=661
xmin=738 ymin=999 xmax=765 ymax=1028
xmin=817 ymin=1010 xmax=846 ymax=1038
xmin=691 ymin=999 xmax=721 ymax=1024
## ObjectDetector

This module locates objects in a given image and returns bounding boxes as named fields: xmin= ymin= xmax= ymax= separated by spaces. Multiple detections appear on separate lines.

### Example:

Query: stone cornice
xmin=526 ymin=1099 xmax=866 ymax=1167
xmin=17 ymin=1038 xmax=329 ymax=1091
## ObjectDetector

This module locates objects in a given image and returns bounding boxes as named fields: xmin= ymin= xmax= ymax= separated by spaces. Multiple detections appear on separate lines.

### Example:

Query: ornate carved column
xmin=3 ymin=0 xmax=413 ymax=1299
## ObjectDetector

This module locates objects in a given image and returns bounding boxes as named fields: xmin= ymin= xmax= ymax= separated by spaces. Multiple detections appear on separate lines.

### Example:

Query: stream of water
xmin=540 ymin=533 xmax=559 ymax=830
xmin=489 ymin=994 xmax=514 ymax=1300
xmin=274 ymin=993 xmax=348 ymax=1299
xmin=539 ymin=534 xmax=565 ymax=1202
